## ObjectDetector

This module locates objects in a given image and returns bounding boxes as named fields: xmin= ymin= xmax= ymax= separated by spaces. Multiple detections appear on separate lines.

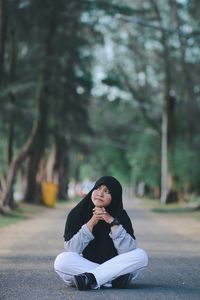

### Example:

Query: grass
xmin=0 ymin=202 xmax=46 ymax=228
xmin=152 ymin=206 xmax=196 ymax=214
xmin=141 ymin=196 xmax=200 ymax=221
xmin=0 ymin=197 xmax=80 ymax=229
xmin=1 ymin=195 xmax=199 ymax=228
xmin=0 ymin=208 xmax=28 ymax=227
xmin=58 ymin=195 xmax=80 ymax=204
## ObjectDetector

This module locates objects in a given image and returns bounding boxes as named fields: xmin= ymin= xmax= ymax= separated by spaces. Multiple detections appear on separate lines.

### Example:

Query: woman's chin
xmin=94 ymin=200 xmax=104 ymax=207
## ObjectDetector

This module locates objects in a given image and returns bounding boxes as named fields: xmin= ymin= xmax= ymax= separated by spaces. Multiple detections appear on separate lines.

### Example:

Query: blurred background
xmin=0 ymin=0 xmax=200 ymax=212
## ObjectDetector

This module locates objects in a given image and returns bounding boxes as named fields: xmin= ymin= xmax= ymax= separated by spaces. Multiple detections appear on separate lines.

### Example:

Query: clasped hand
xmin=92 ymin=207 xmax=113 ymax=224
xmin=87 ymin=207 xmax=114 ymax=231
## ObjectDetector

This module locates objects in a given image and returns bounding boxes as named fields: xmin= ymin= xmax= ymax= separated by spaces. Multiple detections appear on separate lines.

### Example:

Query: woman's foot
xmin=112 ymin=273 xmax=133 ymax=289
xmin=73 ymin=272 xmax=97 ymax=290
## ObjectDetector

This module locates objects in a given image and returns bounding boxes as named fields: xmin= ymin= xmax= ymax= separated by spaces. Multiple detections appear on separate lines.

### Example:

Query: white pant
xmin=54 ymin=248 xmax=148 ymax=288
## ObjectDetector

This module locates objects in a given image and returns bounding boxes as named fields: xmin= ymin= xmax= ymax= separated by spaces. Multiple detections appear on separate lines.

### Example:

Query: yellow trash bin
xmin=42 ymin=182 xmax=58 ymax=207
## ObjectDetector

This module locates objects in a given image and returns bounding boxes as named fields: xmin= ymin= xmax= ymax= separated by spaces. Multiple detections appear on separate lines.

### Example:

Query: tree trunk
xmin=0 ymin=0 xmax=6 ymax=86
xmin=8 ymin=119 xmax=14 ymax=166
xmin=160 ymin=111 xmax=168 ymax=204
xmin=55 ymin=137 xmax=70 ymax=201
xmin=45 ymin=144 xmax=58 ymax=183
xmin=45 ymin=137 xmax=70 ymax=200
xmin=6 ymin=26 xmax=17 ymax=208
xmin=23 ymin=82 xmax=47 ymax=204
xmin=0 ymin=74 xmax=44 ymax=212
xmin=57 ymin=161 xmax=69 ymax=201
xmin=24 ymin=154 xmax=43 ymax=204
xmin=23 ymin=11 xmax=58 ymax=204
xmin=0 ymin=124 xmax=38 ymax=211
xmin=7 ymin=105 xmax=15 ymax=208
xmin=151 ymin=0 xmax=178 ymax=204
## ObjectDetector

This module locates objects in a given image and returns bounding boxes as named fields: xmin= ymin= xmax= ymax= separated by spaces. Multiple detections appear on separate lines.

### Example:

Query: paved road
xmin=0 ymin=199 xmax=200 ymax=300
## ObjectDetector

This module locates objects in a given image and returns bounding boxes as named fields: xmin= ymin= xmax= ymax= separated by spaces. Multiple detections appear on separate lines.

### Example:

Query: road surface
xmin=0 ymin=198 xmax=199 ymax=300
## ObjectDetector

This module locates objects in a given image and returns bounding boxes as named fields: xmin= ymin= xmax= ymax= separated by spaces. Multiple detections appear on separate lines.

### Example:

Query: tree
xmin=0 ymin=0 xmax=96 ymax=210
xmin=0 ymin=0 xmax=6 ymax=86
xmin=87 ymin=0 xmax=200 ymax=202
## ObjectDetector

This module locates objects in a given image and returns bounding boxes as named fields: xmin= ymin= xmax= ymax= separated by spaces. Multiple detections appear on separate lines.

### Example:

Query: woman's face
xmin=91 ymin=185 xmax=112 ymax=207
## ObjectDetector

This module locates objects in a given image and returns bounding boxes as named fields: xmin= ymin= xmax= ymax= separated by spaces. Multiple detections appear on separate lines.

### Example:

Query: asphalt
xmin=0 ymin=198 xmax=200 ymax=300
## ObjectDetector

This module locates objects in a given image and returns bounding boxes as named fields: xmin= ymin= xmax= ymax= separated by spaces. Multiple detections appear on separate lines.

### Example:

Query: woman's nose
xmin=97 ymin=189 xmax=104 ymax=196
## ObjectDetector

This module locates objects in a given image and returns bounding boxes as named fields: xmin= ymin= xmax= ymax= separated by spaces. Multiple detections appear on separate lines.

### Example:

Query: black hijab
xmin=64 ymin=176 xmax=135 ymax=264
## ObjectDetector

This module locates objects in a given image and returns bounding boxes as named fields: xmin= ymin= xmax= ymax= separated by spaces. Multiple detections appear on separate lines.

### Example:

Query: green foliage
xmin=0 ymin=0 xmax=200 ymax=205
xmin=171 ymin=142 xmax=200 ymax=192
xmin=98 ymin=143 xmax=131 ymax=182
xmin=102 ymin=76 xmax=124 ymax=89
xmin=128 ymin=133 xmax=161 ymax=189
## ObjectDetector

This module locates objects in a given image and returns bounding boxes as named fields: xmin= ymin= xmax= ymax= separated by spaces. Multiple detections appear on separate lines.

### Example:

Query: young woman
xmin=54 ymin=176 xmax=148 ymax=290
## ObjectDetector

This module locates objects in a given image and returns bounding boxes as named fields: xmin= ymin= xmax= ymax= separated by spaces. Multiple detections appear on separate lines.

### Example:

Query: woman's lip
xmin=95 ymin=198 xmax=103 ymax=201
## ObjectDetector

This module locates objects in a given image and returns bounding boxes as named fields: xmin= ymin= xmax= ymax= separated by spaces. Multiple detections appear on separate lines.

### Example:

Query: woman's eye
xmin=95 ymin=186 xmax=110 ymax=194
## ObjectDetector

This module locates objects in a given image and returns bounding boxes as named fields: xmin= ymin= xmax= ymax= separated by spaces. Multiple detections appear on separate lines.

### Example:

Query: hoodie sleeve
xmin=109 ymin=224 xmax=137 ymax=254
xmin=109 ymin=210 xmax=137 ymax=254
xmin=63 ymin=209 xmax=94 ymax=253
xmin=64 ymin=224 xmax=94 ymax=253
